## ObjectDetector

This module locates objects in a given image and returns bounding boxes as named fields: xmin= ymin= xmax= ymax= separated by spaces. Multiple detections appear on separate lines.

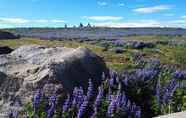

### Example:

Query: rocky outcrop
xmin=0 ymin=30 xmax=19 ymax=39
xmin=0 ymin=45 xmax=107 ymax=116
xmin=0 ymin=46 xmax=13 ymax=55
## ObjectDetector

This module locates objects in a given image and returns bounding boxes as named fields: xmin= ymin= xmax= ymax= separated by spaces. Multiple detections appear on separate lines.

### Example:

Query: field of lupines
xmin=1 ymin=33 xmax=186 ymax=118
xmin=12 ymin=28 xmax=186 ymax=40
xmin=8 ymin=58 xmax=186 ymax=118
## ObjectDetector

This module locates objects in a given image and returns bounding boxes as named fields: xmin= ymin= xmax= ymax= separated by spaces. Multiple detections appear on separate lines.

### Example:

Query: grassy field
xmin=0 ymin=35 xmax=186 ymax=71
xmin=123 ymin=35 xmax=186 ymax=41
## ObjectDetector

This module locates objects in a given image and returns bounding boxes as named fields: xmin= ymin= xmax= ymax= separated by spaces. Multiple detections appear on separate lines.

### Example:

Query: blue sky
xmin=0 ymin=0 xmax=186 ymax=28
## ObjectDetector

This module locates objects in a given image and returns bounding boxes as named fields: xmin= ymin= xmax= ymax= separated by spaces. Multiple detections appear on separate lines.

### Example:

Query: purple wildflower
xmin=107 ymin=97 xmax=116 ymax=118
xmin=174 ymin=70 xmax=186 ymax=79
xmin=32 ymin=89 xmax=42 ymax=112
xmin=135 ymin=106 xmax=141 ymax=118
xmin=62 ymin=95 xmax=70 ymax=113
xmin=72 ymin=87 xmax=84 ymax=108
xmin=156 ymin=79 xmax=161 ymax=106
xmin=47 ymin=103 xmax=55 ymax=118
xmin=90 ymin=112 xmax=97 ymax=118
xmin=87 ymin=79 xmax=93 ymax=99
xmin=162 ymin=79 xmax=178 ymax=103
xmin=95 ymin=86 xmax=104 ymax=107
xmin=102 ymin=72 xmax=106 ymax=80
xmin=109 ymin=78 xmax=114 ymax=87
xmin=77 ymin=96 xmax=88 ymax=118
xmin=47 ymin=94 xmax=57 ymax=118
xmin=8 ymin=110 xmax=18 ymax=118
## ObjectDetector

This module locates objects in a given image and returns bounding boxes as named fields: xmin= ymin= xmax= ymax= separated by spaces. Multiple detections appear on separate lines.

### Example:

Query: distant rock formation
xmin=0 ymin=45 xmax=107 ymax=116
xmin=0 ymin=30 xmax=19 ymax=39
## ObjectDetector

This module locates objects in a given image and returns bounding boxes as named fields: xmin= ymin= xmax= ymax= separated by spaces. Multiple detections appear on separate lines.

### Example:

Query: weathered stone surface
xmin=0 ymin=45 xmax=107 ymax=116
xmin=155 ymin=111 xmax=186 ymax=118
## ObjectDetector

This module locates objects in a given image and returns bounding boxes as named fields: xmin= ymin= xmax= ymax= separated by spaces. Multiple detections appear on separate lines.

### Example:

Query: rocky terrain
xmin=0 ymin=45 xmax=107 ymax=117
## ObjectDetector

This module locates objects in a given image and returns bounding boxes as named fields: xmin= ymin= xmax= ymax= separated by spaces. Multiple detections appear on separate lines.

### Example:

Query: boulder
xmin=0 ymin=30 xmax=19 ymax=39
xmin=0 ymin=46 xmax=13 ymax=55
xmin=0 ymin=45 xmax=107 ymax=115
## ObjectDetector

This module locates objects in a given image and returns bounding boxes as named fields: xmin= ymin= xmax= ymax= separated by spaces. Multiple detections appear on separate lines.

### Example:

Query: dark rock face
xmin=0 ymin=46 xmax=13 ymax=55
xmin=0 ymin=31 xmax=18 ymax=39
xmin=0 ymin=45 xmax=107 ymax=115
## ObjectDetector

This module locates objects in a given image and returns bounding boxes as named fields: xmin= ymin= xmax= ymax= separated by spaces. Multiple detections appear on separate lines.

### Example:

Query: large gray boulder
xmin=0 ymin=45 xmax=107 ymax=116
xmin=0 ymin=30 xmax=19 ymax=39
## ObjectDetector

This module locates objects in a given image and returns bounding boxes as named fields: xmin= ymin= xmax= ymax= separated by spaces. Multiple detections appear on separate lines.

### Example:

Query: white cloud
xmin=97 ymin=1 xmax=107 ymax=6
xmin=118 ymin=3 xmax=125 ymax=6
xmin=34 ymin=19 xmax=49 ymax=23
xmin=84 ymin=16 xmax=123 ymax=21
xmin=51 ymin=20 xmax=65 ymax=23
xmin=0 ymin=18 xmax=30 ymax=24
xmin=91 ymin=19 xmax=186 ymax=28
xmin=181 ymin=16 xmax=186 ymax=19
xmin=133 ymin=5 xmax=172 ymax=14
xmin=92 ymin=20 xmax=162 ymax=28
xmin=0 ymin=18 xmax=66 ymax=25
xmin=169 ymin=20 xmax=186 ymax=24
xmin=0 ymin=24 xmax=13 ymax=28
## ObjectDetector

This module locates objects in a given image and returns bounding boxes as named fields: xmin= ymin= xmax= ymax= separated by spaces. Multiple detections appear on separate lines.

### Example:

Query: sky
xmin=0 ymin=0 xmax=186 ymax=28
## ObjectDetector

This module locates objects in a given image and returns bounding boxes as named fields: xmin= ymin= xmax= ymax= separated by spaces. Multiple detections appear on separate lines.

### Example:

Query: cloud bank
xmin=84 ymin=16 xmax=123 ymax=21
xmin=133 ymin=5 xmax=172 ymax=14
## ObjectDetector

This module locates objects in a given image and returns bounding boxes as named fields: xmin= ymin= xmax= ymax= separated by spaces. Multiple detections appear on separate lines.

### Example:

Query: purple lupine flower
xmin=126 ymin=99 xmax=131 ymax=110
xmin=110 ymin=70 xmax=117 ymax=82
xmin=174 ymin=70 xmax=186 ymax=79
xmin=47 ymin=94 xmax=57 ymax=118
xmin=77 ymin=96 xmax=88 ymax=118
xmin=72 ymin=87 xmax=84 ymax=108
xmin=62 ymin=95 xmax=70 ymax=113
xmin=135 ymin=106 xmax=141 ymax=118
xmin=121 ymin=92 xmax=127 ymax=107
xmin=72 ymin=87 xmax=78 ymax=106
xmin=123 ymin=78 xmax=128 ymax=86
xmin=90 ymin=112 xmax=97 ymax=118
xmin=109 ymin=78 xmax=114 ymax=87
xmin=94 ymin=85 xmax=104 ymax=114
xmin=95 ymin=86 xmax=104 ymax=107
xmin=115 ymin=90 xmax=122 ymax=109
xmin=116 ymin=76 xmax=120 ymax=84
xmin=107 ymin=97 xmax=116 ymax=118
xmin=135 ymin=69 xmax=157 ymax=82
xmin=47 ymin=103 xmax=55 ymax=118
xmin=32 ymin=89 xmax=42 ymax=112
xmin=76 ymin=87 xmax=84 ymax=108
xmin=87 ymin=79 xmax=93 ymax=99
xmin=156 ymin=79 xmax=161 ymax=106
xmin=108 ymin=87 xmax=112 ymax=101
xmin=8 ymin=110 xmax=18 ymax=118
xmin=49 ymin=94 xmax=57 ymax=104
xmin=131 ymin=103 xmax=136 ymax=113
xmin=162 ymin=79 xmax=178 ymax=103
xmin=102 ymin=72 xmax=106 ymax=80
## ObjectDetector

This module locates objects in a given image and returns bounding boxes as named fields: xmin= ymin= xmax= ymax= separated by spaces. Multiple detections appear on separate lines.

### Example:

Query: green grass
xmin=123 ymin=35 xmax=186 ymax=41
xmin=0 ymin=36 xmax=186 ymax=71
